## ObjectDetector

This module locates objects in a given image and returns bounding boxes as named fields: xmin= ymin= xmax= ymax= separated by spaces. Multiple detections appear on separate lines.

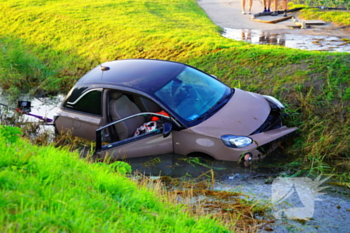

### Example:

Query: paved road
xmin=197 ymin=0 xmax=350 ymax=48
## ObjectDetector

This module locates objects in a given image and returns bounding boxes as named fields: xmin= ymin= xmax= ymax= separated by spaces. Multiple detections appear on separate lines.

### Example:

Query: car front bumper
xmin=216 ymin=126 xmax=298 ymax=161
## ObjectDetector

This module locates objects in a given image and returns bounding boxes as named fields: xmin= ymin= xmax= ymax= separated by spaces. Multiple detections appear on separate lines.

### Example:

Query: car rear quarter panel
xmin=55 ymin=106 xmax=101 ymax=141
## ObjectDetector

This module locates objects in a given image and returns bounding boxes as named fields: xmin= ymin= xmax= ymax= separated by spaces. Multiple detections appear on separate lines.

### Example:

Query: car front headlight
xmin=263 ymin=95 xmax=285 ymax=109
xmin=221 ymin=135 xmax=253 ymax=148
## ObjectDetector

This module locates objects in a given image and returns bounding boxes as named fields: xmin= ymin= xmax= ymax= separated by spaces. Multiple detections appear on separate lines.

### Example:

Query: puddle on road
xmin=223 ymin=28 xmax=350 ymax=52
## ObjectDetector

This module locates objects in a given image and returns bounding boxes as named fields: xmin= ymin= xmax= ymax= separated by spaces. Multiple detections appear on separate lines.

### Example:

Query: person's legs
xmin=248 ymin=0 xmax=253 ymax=14
xmin=283 ymin=0 xmax=288 ymax=16
xmin=267 ymin=0 xmax=272 ymax=12
xmin=271 ymin=0 xmax=278 ymax=16
xmin=274 ymin=0 xmax=278 ymax=11
xmin=241 ymin=0 xmax=246 ymax=14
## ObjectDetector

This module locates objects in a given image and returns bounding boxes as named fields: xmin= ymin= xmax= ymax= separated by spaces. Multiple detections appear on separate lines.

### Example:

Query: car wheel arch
xmin=186 ymin=152 xmax=216 ymax=161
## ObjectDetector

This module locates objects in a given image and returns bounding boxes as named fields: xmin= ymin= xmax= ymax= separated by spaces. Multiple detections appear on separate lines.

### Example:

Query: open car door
xmin=94 ymin=113 xmax=174 ymax=160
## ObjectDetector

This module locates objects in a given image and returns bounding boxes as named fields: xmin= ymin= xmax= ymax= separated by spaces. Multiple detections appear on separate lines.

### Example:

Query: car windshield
xmin=154 ymin=66 xmax=230 ymax=124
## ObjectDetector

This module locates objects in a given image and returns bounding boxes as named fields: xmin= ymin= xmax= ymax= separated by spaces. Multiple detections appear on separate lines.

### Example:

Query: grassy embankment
xmin=0 ymin=125 xmax=231 ymax=232
xmin=291 ymin=0 xmax=350 ymax=26
xmin=0 ymin=0 xmax=349 ymax=178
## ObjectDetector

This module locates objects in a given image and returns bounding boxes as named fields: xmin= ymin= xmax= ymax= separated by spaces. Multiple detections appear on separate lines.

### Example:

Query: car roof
xmin=75 ymin=59 xmax=186 ymax=93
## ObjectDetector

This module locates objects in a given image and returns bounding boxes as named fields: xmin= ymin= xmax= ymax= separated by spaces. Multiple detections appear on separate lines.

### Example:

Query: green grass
xmin=0 ymin=0 xmax=349 ymax=182
xmin=0 ymin=125 xmax=230 ymax=232
xmin=303 ymin=9 xmax=350 ymax=25
xmin=290 ymin=2 xmax=350 ymax=25
xmin=291 ymin=0 xmax=350 ymax=9
xmin=0 ymin=0 xmax=225 ymax=95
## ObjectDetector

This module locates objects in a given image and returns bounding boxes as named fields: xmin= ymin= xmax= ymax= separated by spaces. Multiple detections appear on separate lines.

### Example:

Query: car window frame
xmin=63 ymin=88 xmax=103 ymax=116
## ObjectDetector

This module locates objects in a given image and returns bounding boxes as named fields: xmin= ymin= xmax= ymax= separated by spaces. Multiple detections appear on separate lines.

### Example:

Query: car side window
xmin=64 ymin=90 xmax=102 ymax=115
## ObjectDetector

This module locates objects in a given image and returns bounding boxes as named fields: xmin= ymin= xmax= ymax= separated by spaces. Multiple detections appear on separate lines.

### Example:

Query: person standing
xmin=271 ymin=0 xmax=288 ymax=16
xmin=241 ymin=0 xmax=253 ymax=15
xmin=262 ymin=0 xmax=271 ymax=13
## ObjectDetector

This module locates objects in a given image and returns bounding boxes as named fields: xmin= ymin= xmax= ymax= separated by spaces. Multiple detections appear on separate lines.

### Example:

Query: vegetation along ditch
xmin=0 ymin=0 xmax=349 ymax=232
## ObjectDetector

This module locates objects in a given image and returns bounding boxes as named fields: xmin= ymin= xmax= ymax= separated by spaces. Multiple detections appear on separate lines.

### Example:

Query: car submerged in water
xmin=54 ymin=59 xmax=297 ymax=162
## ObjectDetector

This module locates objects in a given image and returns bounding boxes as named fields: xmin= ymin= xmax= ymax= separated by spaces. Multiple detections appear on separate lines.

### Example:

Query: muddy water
xmin=0 ymin=89 xmax=63 ymax=137
xmin=216 ymin=172 xmax=350 ymax=232
xmin=126 ymin=153 xmax=350 ymax=232
xmin=223 ymin=28 xmax=350 ymax=52
xmin=0 ymin=90 xmax=63 ymax=122
xmin=217 ymin=178 xmax=350 ymax=232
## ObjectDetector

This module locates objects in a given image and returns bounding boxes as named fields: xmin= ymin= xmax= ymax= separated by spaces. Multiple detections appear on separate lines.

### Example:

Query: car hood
xmin=189 ymin=88 xmax=270 ymax=138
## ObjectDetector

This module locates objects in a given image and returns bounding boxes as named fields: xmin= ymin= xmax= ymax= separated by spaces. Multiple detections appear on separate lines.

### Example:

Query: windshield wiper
xmin=216 ymin=88 xmax=234 ymax=105
xmin=188 ymin=110 xmax=210 ymax=126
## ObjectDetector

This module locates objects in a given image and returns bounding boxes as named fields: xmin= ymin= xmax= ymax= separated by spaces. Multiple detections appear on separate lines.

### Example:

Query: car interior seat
xmin=109 ymin=92 xmax=145 ymax=140
xmin=133 ymin=96 xmax=162 ymax=121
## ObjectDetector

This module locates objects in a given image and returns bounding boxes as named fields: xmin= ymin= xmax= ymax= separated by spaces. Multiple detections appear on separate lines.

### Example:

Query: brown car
xmin=54 ymin=59 xmax=297 ymax=162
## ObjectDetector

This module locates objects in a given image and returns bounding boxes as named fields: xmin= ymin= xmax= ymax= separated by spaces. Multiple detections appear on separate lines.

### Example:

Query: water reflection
xmin=239 ymin=29 xmax=286 ymax=46
xmin=223 ymin=28 xmax=350 ymax=52
xmin=125 ymin=154 xmax=254 ymax=178
xmin=0 ymin=89 xmax=63 ymax=139
xmin=258 ymin=32 xmax=285 ymax=46
xmin=0 ymin=89 xmax=63 ymax=123
xmin=240 ymin=30 xmax=251 ymax=42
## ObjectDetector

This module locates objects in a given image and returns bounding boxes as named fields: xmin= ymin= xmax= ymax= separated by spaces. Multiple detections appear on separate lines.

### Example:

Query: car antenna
xmin=91 ymin=51 xmax=110 ymax=71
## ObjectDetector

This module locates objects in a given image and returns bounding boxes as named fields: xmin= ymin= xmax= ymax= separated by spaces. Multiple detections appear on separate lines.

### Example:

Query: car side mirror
xmin=163 ymin=123 xmax=172 ymax=138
